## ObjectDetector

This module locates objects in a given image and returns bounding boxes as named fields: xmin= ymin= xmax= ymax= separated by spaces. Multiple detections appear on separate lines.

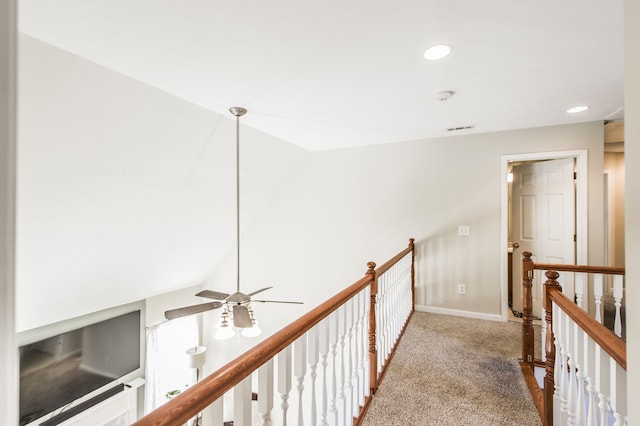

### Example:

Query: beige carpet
xmin=361 ymin=312 xmax=541 ymax=426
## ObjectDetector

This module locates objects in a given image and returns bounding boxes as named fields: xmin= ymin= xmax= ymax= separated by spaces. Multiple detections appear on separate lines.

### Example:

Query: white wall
xmin=0 ymin=0 xmax=18 ymax=423
xmin=624 ymin=1 xmax=639 ymax=423
xmin=16 ymin=36 xmax=308 ymax=332
xmin=604 ymin=152 xmax=625 ymax=267
xmin=207 ymin=122 xmax=604 ymax=323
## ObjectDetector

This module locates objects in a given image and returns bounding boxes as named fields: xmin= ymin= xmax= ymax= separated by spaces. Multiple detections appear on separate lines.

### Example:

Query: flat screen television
xmin=19 ymin=309 xmax=142 ymax=425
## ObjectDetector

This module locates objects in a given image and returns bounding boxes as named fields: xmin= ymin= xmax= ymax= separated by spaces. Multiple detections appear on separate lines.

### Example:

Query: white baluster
xmin=613 ymin=275 xmax=623 ymax=337
xmin=294 ymin=334 xmax=307 ymax=426
xmin=574 ymin=327 xmax=586 ymax=425
xmin=209 ymin=397 xmax=224 ymax=426
xmin=381 ymin=274 xmax=389 ymax=362
xmin=357 ymin=290 xmax=367 ymax=408
xmin=610 ymin=358 xmax=627 ymax=425
xmin=593 ymin=274 xmax=603 ymax=323
xmin=307 ymin=326 xmax=319 ymax=426
xmin=595 ymin=346 xmax=611 ymax=426
xmin=557 ymin=309 xmax=569 ymax=424
xmin=258 ymin=359 xmax=274 ymax=426
xmin=566 ymin=319 xmax=577 ymax=425
xmin=318 ymin=319 xmax=330 ymax=426
xmin=575 ymin=272 xmax=585 ymax=309
xmin=337 ymin=304 xmax=347 ymax=425
xmin=278 ymin=345 xmax=292 ymax=426
xmin=552 ymin=304 xmax=563 ymax=425
xmin=234 ymin=375 xmax=252 ymax=426
xmin=387 ymin=273 xmax=394 ymax=354
xmin=584 ymin=337 xmax=598 ymax=426
xmin=329 ymin=311 xmax=339 ymax=425
xmin=345 ymin=299 xmax=355 ymax=424
xmin=351 ymin=293 xmax=362 ymax=417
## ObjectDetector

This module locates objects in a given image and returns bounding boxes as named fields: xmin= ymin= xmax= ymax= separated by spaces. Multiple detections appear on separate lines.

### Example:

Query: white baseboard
xmin=414 ymin=305 xmax=505 ymax=322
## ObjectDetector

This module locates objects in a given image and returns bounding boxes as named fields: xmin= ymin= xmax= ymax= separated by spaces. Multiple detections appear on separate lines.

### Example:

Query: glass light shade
xmin=241 ymin=323 xmax=262 ymax=338
xmin=215 ymin=325 xmax=236 ymax=340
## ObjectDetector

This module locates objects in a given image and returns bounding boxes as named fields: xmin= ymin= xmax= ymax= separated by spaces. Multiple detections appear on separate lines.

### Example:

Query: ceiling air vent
xmin=447 ymin=125 xmax=475 ymax=132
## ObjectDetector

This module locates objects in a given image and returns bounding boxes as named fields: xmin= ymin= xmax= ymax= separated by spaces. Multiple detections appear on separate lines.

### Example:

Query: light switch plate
xmin=458 ymin=225 xmax=470 ymax=236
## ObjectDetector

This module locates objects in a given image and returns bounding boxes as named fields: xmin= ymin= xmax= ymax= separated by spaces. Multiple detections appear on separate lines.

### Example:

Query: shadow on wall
xmin=414 ymin=207 xmax=499 ymax=314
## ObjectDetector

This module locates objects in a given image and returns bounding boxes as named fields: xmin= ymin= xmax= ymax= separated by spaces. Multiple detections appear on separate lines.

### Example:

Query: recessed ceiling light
xmin=567 ymin=105 xmax=590 ymax=114
xmin=424 ymin=44 xmax=452 ymax=61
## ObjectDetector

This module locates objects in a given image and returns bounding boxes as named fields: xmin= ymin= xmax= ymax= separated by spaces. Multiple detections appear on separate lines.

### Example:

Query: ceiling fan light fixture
xmin=241 ymin=322 xmax=262 ymax=338
xmin=214 ymin=325 xmax=235 ymax=340
xmin=240 ymin=306 xmax=261 ymax=337
xmin=424 ymin=44 xmax=452 ymax=61
xmin=214 ymin=308 xmax=235 ymax=339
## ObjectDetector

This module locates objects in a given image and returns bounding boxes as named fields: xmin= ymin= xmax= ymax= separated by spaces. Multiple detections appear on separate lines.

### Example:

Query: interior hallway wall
xmin=0 ymin=0 xmax=18 ymax=423
xmin=16 ymin=35 xmax=309 ymax=332
xmin=207 ymin=121 xmax=605 ymax=325
xmin=624 ymin=0 xmax=639 ymax=422
xmin=604 ymin=151 xmax=625 ymax=267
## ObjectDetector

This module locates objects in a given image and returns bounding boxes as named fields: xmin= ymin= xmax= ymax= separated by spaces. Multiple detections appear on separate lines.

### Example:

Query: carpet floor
xmin=361 ymin=312 xmax=542 ymax=426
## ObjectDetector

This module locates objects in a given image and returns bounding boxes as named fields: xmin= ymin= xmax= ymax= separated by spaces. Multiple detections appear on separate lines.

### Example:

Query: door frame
xmin=500 ymin=149 xmax=588 ymax=321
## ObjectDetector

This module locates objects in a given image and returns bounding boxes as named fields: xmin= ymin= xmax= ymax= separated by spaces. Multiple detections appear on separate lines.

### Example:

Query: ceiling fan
xmin=164 ymin=286 xmax=302 ymax=327
xmin=164 ymin=107 xmax=302 ymax=333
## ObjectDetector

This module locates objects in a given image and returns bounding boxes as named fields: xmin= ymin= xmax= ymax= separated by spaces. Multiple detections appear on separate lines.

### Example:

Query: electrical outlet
xmin=458 ymin=225 xmax=470 ymax=236
xmin=457 ymin=284 xmax=466 ymax=295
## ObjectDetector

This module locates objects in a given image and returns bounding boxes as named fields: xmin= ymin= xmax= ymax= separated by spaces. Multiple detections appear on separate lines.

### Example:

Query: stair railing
xmin=134 ymin=238 xmax=415 ymax=426
xmin=521 ymin=251 xmax=626 ymax=369
xmin=520 ymin=252 xmax=627 ymax=425
xmin=543 ymin=270 xmax=627 ymax=425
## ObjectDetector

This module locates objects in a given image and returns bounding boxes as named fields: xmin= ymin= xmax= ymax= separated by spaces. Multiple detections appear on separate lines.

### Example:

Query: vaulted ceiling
xmin=18 ymin=0 xmax=624 ymax=151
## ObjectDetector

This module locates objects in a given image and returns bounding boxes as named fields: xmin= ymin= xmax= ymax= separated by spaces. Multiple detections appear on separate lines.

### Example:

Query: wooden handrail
xmin=135 ymin=273 xmax=374 ymax=426
xmin=533 ymin=262 xmax=625 ymax=275
xmin=547 ymin=285 xmax=626 ymax=369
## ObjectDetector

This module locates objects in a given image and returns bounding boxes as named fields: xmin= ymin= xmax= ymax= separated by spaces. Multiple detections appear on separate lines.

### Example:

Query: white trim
xmin=500 ymin=149 xmax=588 ymax=322
xmin=0 ymin=0 xmax=18 ymax=424
xmin=603 ymin=171 xmax=612 ymax=266
xmin=415 ymin=304 xmax=505 ymax=322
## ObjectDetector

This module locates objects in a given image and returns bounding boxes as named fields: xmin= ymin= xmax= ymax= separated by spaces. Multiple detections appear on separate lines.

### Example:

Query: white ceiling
xmin=18 ymin=0 xmax=624 ymax=151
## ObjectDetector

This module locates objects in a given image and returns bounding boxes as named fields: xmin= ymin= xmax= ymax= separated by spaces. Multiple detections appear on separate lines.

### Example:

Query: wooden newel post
xmin=522 ymin=251 xmax=535 ymax=367
xmin=366 ymin=261 xmax=378 ymax=394
xmin=409 ymin=238 xmax=415 ymax=311
xmin=543 ymin=270 xmax=561 ymax=426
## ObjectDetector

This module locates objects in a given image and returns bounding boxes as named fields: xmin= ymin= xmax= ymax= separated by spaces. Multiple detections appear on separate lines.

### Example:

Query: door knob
xmin=513 ymin=243 xmax=520 ymax=249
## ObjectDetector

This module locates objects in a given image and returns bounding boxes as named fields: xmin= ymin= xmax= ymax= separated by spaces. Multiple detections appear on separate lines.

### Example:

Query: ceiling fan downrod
xmin=229 ymin=107 xmax=247 ymax=294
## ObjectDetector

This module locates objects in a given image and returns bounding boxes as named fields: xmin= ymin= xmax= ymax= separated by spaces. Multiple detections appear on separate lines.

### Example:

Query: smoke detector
xmin=436 ymin=90 xmax=455 ymax=102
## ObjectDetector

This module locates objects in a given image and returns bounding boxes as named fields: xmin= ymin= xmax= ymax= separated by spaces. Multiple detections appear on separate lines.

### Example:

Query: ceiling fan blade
xmin=247 ymin=286 xmax=273 ymax=297
xmin=196 ymin=289 xmax=230 ymax=300
xmin=252 ymin=300 xmax=304 ymax=304
xmin=164 ymin=301 xmax=223 ymax=320
xmin=232 ymin=305 xmax=253 ymax=328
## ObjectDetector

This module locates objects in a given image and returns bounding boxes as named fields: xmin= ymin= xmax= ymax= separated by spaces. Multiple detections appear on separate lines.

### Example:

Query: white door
xmin=511 ymin=158 xmax=576 ymax=318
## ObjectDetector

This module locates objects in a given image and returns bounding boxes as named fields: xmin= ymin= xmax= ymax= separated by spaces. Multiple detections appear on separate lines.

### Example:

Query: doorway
xmin=500 ymin=150 xmax=588 ymax=321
